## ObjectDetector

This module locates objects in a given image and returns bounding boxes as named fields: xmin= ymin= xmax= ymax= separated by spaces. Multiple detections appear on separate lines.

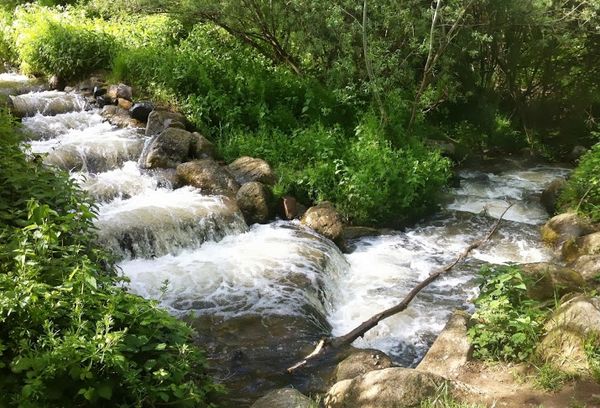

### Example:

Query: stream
xmin=6 ymin=78 xmax=571 ymax=406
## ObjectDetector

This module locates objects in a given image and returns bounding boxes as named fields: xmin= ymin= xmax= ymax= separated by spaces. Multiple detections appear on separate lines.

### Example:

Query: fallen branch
xmin=287 ymin=203 xmax=514 ymax=373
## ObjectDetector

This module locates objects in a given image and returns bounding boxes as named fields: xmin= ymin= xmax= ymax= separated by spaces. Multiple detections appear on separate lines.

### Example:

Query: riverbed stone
xmin=250 ymin=388 xmax=313 ymax=408
xmin=129 ymin=101 xmax=154 ymax=122
xmin=107 ymin=83 xmax=132 ymax=102
xmin=325 ymin=368 xmax=453 ymax=408
xmin=236 ymin=182 xmax=274 ymax=224
xmin=538 ymin=295 xmax=600 ymax=376
xmin=541 ymin=212 xmax=594 ymax=246
xmin=301 ymin=202 xmax=344 ymax=245
xmin=190 ymin=132 xmax=215 ymax=159
xmin=540 ymin=178 xmax=566 ymax=215
xmin=101 ymin=105 xmax=143 ymax=128
xmin=520 ymin=262 xmax=586 ymax=300
xmin=562 ymin=232 xmax=600 ymax=263
xmin=227 ymin=156 xmax=276 ymax=186
xmin=417 ymin=310 xmax=472 ymax=379
xmin=334 ymin=349 xmax=394 ymax=382
xmin=146 ymin=110 xmax=187 ymax=136
xmin=117 ymin=97 xmax=133 ymax=110
xmin=570 ymin=255 xmax=600 ymax=283
xmin=176 ymin=159 xmax=240 ymax=196
xmin=569 ymin=145 xmax=588 ymax=162
xmin=10 ymin=92 xmax=85 ymax=117
xmin=141 ymin=128 xmax=194 ymax=169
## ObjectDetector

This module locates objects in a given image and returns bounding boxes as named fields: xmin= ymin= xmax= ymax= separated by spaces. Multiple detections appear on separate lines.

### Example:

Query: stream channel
xmin=6 ymin=75 xmax=571 ymax=406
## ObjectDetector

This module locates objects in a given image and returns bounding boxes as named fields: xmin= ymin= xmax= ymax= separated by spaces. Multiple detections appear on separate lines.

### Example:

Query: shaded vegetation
xmin=559 ymin=143 xmax=600 ymax=222
xmin=0 ymin=110 xmax=219 ymax=406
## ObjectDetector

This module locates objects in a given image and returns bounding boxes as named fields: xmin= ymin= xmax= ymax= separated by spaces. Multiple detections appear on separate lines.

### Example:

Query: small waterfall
xmin=10 ymin=91 xmax=87 ymax=117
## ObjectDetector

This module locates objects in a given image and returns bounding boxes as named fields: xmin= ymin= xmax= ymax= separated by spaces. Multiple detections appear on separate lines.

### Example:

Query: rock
xmin=146 ymin=110 xmax=187 ymax=136
xmin=228 ymin=156 xmax=276 ymax=186
xmin=141 ymin=128 xmax=194 ymax=169
xmin=236 ymin=182 xmax=274 ymax=224
xmin=342 ymin=226 xmax=381 ymax=241
xmin=540 ymin=178 xmax=566 ymax=215
xmin=101 ymin=105 xmax=143 ymax=128
xmin=176 ymin=159 xmax=240 ymax=196
xmin=280 ymin=196 xmax=298 ymax=220
xmin=538 ymin=295 xmax=600 ymax=376
xmin=562 ymin=232 xmax=600 ymax=263
xmin=301 ymin=202 xmax=344 ymax=245
xmin=335 ymin=349 xmax=394 ymax=382
xmin=93 ymin=86 xmax=107 ymax=97
xmin=117 ymin=97 xmax=133 ymax=110
xmin=325 ymin=368 xmax=455 ymax=408
xmin=571 ymin=255 xmax=600 ymax=283
xmin=541 ymin=212 xmax=594 ymax=246
xmin=129 ymin=101 xmax=154 ymax=122
xmin=108 ymin=83 xmax=133 ymax=101
xmin=425 ymin=139 xmax=456 ymax=158
xmin=520 ymin=262 xmax=586 ymax=301
xmin=250 ymin=388 xmax=313 ymax=408
xmin=417 ymin=311 xmax=472 ymax=378
xmin=569 ymin=145 xmax=588 ymax=162
xmin=96 ymin=94 xmax=112 ymax=108
xmin=190 ymin=132 xmax=215 ymax=159
xmin=48 ymin=75 xmax=66 ymax=91
xmin=10 ymin=93 xmax=86 ymax=117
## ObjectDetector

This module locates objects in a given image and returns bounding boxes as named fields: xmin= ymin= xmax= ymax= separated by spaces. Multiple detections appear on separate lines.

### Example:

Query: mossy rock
xmin=541 ymin=213 xmax=593 ymax=247
xmin=521 ymin=262 xmax=586 ymax=301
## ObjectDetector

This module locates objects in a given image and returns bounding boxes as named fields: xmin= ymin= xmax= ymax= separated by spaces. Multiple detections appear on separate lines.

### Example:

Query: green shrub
xmin=468 ymin=265 xmax=549 ymax=362
xmin=0 ymin=111 xmax=219 ymax=406
xmin=13 ymin=6 xmax=115 ymax=80
xmin=0 ymin=9 xmax=17 ymax=67
xmin=559 ymin=143 xmax=600 ymax=222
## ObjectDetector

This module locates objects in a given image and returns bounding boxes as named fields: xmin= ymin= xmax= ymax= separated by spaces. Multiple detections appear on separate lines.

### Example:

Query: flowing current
xmin=13 ymin=85 xmax=570 ymax=404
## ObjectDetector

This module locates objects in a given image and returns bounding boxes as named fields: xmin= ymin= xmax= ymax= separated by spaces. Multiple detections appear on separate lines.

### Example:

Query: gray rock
xmin=190 ymin=132 xmax=215 ymax=159
xmin=562 ymin=231 xmax=600 ymax=263
xmin=325 ymin=368 xmax=456 ymax=408
xmin=569 ymin=145 xmax=588 ymax=162
xmin=141 ymin=128 xmax=194 ymax=169
xmin=228 ymin=156 xmax=276 ymax=186
xmin=236 ymin=182 xmax=274 ymax=224
xmin=570 ymin=255 xmax=600 ymax=283
xmin=301 ymin=202 xmax=344 ymax=245
xmin=541 ymin=212 xmax=594 ymax=247
xmin=250 ymin=388 xmax=313 ymax=408
xmin=176 ymin=159 xmax=240 ymax=196
xmin=417 ymin=311 xmax=472 ymax=378
xmin=540 ymin=178 xmax=566 ymax=215
xmin=335 ymin=349 xmax=394 ymax=382
xmin=108 ymin=83 xmax=132 ymax=102
xmin=101 ymin=105 xmax=143 ymax=128
xmin=520 ymin=262 xmax=586 ymax=301
xmin=538 ymin=295 xmax=600 ymax=376
xmin=146 ymin=110 xmax=187 ymax=136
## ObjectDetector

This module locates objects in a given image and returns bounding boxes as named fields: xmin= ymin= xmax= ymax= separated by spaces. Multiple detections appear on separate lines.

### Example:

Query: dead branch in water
xmin=287 ymin=203 xmax=514 ymax=373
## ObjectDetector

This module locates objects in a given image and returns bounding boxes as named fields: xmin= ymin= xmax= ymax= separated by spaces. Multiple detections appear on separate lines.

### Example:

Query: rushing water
xmin=13 ymin=88 xmax=571 ymax=405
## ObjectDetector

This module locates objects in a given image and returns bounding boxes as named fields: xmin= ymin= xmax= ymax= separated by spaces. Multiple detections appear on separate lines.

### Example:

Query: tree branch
xmin=287 ymin=203 xmax=514 ymax=373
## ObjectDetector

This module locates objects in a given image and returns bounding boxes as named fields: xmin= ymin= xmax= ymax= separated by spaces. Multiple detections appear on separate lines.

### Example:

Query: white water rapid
xmin=11 ymin=87 xmax=570 ymax=404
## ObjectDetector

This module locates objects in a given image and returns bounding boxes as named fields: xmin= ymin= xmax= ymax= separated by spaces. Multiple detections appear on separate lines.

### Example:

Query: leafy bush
xmin=559 ymin=143 xmax=600 ymax=222
xmin=468 ymin=265 xmax=549 ymax=362
xmin=13 ymin=6 xmax=115 ymax=80
xmin=0 ymin=111 xmax=219 ymax=406
xmin=0 ymin=9 xmax=17 ymax=67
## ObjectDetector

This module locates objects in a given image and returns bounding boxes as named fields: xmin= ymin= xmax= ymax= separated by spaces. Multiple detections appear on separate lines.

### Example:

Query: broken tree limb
xmin=287 ymin=203 xmax=514 ymax=373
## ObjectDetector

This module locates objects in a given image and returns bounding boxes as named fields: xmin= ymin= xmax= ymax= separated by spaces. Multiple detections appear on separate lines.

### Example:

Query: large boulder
xmin=540 ymin=178 xmax=566 ymax=215
xmin=538 ymin=296 xmax=600 ymax=376
xmin=301 ymin=202 xmax=344 ymax=245
xmin=520 ymin=262 xmax=586 ymax=301
xmin=417 ymin=310 xmax=472 ymax=379
xmin=228 ymin=156 xmax=276 ymax=186
xmin=325 ymin=368 xmax=455 ymax=408
xmin=176 ymin=159 xmax=240 ymax=196
xmin=250 ymin=388 xmax=313 ymax=408
xmin=334 ymin=349 xmax=394 ymax=382
xmin=571 ymin=255 xmax=600 ymax=283
xmin=146 ymin=110 xmax=187 ymax=136
xmin=541 ymin=212 xmax=594 ymax=246
xmin=236 ymin=182 xmax=274 ymax=224
xmin=562 ymin=232 xmax=600 ymax=263
xmin=141 ymin=128 xmax=194 ymax=169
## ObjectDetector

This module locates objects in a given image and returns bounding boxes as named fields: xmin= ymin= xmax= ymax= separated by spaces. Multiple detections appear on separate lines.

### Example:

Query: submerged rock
xmin=250 ymin=388 xmax=313 ymax=408
xmin=301 ymin=202 xmax=344 ymax=246
xmin=228 ymin=156 xmax=276 ymax=186
xmin=236 ymin=181 xmax=274 ymax=224
xmin=334 ymin=349 xmax=394 ymax=382
xmin=176 ymin=159 xmax=240 ymax=196
xmin=10 ymin=92 xmax=86 ymax=117
xmin=538 ymin=295 xmax=600 ymax=376
xmin=417 ymin=310 xmax=472 ymax=379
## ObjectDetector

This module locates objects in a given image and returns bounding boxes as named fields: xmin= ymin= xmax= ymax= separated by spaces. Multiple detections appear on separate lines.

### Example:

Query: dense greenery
xmin=0 ymin=111 xmax=218 ymax=406
xmin=559 ymin=143 xmax=600 ymax=222
xmin=468 ymin=266 xmax=549 ymax=362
